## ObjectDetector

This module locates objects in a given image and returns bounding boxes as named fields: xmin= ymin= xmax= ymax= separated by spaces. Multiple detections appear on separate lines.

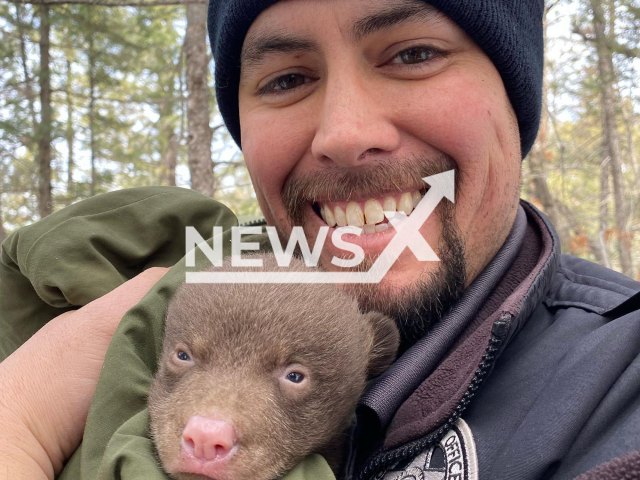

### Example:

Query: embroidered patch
xmin=374 ymin=418 xmax=478 ymax=480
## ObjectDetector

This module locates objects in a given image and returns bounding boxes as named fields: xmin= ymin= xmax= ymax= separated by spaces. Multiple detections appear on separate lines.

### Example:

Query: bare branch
xmin=545 ymin=0 xmax=561 ymax=15
xmin=572 ymin=24 xmax=595 ymax=43
xmin=572 ymin=16 xmax=640 ymax=59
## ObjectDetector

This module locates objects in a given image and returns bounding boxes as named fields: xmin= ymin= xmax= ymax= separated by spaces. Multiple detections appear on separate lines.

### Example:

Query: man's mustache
xmin=282 ymin=154 xmax=457 ymax=226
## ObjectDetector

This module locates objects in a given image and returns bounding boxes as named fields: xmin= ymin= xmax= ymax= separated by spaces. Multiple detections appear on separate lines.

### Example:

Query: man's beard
xmin=346 ymin=200 xmax=466 ymax=351
xmin=281 ymin=154 xmax=467 ymax=350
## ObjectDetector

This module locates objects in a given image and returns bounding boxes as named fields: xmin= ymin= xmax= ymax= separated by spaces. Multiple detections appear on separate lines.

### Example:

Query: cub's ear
xmin=365 ymin=312 xmax=400 ymax=378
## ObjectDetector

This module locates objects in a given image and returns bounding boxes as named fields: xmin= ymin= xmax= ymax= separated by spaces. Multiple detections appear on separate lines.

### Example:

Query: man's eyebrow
xmin=240 ymin=1 xmax=440 ymax=75
xmin=350 ymin=1 xmax=441 ymax=42
xmin=241 ymin=34 xmax=319 ymax=76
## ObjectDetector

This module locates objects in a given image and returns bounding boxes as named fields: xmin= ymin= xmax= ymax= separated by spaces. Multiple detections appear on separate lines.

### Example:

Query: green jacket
xmin=0 ymin=187 xmax=334 ymax=480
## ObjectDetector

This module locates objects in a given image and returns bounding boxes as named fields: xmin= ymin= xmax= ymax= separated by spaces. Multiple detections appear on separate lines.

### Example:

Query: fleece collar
xmin=351 ymin=200 xmax=559 ymax=465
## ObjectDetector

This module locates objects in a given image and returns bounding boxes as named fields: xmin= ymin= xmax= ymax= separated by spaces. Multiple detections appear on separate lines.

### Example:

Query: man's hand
xmin=0 ymin=267 xmax=169 ymax=480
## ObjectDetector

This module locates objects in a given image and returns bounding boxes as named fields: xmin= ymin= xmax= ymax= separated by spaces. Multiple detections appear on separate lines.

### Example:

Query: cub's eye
xmin=177 ymin=350 xmax=191 ymax=362
xmin=286 ymin=371 xmax=305 ymax=383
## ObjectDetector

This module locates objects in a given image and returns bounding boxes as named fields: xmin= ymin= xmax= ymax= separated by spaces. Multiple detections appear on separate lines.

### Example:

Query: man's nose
xmin=311 ymin=70 xmax=400 ymax=167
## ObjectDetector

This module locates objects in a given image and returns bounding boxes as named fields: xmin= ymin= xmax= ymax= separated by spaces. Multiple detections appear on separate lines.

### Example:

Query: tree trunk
xmin=608 ymin=0 xmax=616 ymax=37
xmin=527 ymin=4 xmax=569 ymax=245
xmin=185 ymin=3 xmax=214 ymax=197
xmin=599 ymin=154 xmax=611 ymax=269
xmin=38 ymin=4 xmax=52 ymax=218
xmin=15 ymin=3 xmax=38 ymax=137
xmin=66 ymin=57 xmax=75 ymax=194
xmin=620 ymin=99 xmax=639 ymax=187
xmin=179 ymin=37 xmax=186 ymax=146
xmin=590 ymin=0 xmax=633 ymax=277
xmin=528 ymin=67 xmax=561 ymax=229
xmin=0 ymin=184 xmax=6 ymax=244
xmin=159 ymin=127 xmax=178 ymax=186
xmin=88 ymin=31 xmax=98 ymax=197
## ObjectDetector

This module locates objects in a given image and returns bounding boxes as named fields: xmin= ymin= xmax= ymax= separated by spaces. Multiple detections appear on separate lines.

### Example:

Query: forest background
xmin=0 ymin=0 xmax=639 ymax=279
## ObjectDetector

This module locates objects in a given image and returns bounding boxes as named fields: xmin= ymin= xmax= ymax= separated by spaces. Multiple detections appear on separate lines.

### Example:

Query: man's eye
xmin=388 ymin=46 xmax=445 ymax=66
xmin=260 ymin=73 xmax=309 ymax=96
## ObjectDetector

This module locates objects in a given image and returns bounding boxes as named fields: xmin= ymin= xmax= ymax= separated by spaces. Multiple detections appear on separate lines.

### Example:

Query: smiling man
xmin=233 ymin=0 xmax=523 ymax=348
xmin=207 ymin=0 xmax=640 ymax=479
xmin=1 ymin=1 xmax=639 ymax=480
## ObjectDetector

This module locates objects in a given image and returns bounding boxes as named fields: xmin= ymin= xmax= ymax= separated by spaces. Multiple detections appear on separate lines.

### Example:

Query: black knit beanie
xmin=208 ymin=0 xmax=544 ymax=158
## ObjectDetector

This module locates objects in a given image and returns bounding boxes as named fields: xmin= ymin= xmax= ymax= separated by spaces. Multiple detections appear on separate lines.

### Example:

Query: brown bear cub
xmin=148 ymin=254 xmax=399 ymax=480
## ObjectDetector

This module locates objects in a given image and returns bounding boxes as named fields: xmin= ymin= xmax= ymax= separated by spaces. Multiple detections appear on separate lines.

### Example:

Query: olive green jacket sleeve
xmin=0 ymin=187 xmax=334 ymax=480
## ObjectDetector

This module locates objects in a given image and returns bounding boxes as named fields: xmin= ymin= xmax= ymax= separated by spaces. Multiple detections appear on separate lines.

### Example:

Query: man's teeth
xmin=334 ymin=205 xmax=347 ymax=227
xmin=412 ymin=191 xmax=421 ymax=208
xmin=318 ymin=190 xmax=425 ymax=231
xmin=323 ymin=205 xmax=336 ymax=227
xmin=364 ymin=223 xmax=390 ymax=234
xmin=383 ymin=196 xmax=396 ymax=212
xmin=346 ymin=201 xmax=365 ymax=227
xmin=398 ymin=192 xmax=413 ymax=215
xmin=364 ymin=199 xmax=384 ymax=225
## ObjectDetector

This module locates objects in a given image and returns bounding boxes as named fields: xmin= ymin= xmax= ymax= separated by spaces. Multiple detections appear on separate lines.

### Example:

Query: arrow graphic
xmin=186 ymin=170 xmax=455 ymax=284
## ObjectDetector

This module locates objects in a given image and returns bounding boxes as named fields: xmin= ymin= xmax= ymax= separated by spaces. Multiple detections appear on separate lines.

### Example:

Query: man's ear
xmin=365 ymin=312 xmax=400 ymax=378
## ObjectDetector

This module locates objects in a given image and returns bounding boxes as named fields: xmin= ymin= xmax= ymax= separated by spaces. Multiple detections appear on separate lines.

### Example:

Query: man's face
xmin=237 ymin=0 xmax=522 ymax=343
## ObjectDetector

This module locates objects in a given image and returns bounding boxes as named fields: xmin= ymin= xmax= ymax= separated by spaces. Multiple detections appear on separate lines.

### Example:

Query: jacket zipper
xmin=354 ymin=315 xmax=512 ymax=480
xmin=239 ymin=218 xmax=267 ymax=227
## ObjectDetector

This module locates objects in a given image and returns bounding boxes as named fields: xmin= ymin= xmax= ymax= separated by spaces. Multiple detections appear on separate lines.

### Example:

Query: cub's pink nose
xmin=181 ymin=416 xmax=237 ymax=461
